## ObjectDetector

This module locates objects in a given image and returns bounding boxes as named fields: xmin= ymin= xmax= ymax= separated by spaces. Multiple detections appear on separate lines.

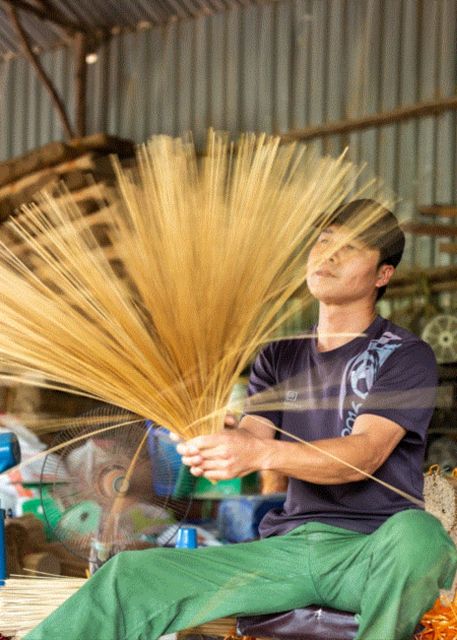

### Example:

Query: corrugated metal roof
xmin=0 ymin=0 xmax=274 ymax=59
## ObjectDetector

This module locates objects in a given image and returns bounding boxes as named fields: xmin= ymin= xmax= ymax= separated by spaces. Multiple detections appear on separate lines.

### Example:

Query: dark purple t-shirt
xmin=246 ymin=316 xmax=437 ymax=536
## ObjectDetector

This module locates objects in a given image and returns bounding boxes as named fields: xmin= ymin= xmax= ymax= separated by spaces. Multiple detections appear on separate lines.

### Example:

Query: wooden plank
xmin=386 ymin=280 xmax=457 ymax=299
xmin=402 ymin=222 xmax=457 ymax=237
xmin=439 ymin=243 xmax=457 ymax=255
xmin=420 ymin=205 xmax=457 ymax=217
xmin=281 ymin=93 xmax=457 ymax=141
xmin=390 ymin=265 xmax=457 ymax=287
xmin=0 ymin=152 xmax=113 ymax=200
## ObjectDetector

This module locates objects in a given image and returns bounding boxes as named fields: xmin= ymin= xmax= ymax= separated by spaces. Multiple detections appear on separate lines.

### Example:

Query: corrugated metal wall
xmin=0 ymin=0 xmax=456 ymax=269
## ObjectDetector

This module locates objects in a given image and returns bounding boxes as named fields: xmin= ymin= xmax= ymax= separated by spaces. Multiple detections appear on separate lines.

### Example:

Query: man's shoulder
xmin=374 ymin=317 xmax=436 ymax=366
xmin=254 ymin=333 xmax=314 ymax=379
xmin=263 ymin=333 xmax=314 ymax=358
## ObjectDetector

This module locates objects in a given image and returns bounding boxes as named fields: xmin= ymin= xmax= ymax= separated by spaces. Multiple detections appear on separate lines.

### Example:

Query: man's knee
xmin=373 ymin=510 xmax=457 ymax=584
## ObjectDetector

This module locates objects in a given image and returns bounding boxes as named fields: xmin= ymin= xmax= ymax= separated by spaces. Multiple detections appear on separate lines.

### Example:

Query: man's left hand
xmin=177 ymin=429 xmax=268 ymax=481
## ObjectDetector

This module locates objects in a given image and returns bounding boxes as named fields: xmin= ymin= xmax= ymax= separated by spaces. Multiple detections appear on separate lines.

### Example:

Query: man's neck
xmin=316 ymin=302 xmax=378 ymax=352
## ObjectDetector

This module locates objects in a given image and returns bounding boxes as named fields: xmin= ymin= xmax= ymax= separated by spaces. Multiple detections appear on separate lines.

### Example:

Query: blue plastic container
xmin=0 ymin=433 xmax=20 ymax=586
xmin=175 ymin=526 xmax=198 ymax=549
xmin=0 ymin=433 xmax=20 ymax=473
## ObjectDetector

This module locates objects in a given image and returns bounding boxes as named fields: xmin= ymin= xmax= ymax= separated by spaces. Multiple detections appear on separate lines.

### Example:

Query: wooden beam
xmin=386 ymin=265 xmax=457 ymax=298
xmin=401 ymin=222 xmax=457 ymax=237
xmin=439 ymin=243 xmax=457 ymax=255
xmin=386 ymin=280 xmax=457 ymax=298
xmin=420 ymin=205 xmax=457 ymax=217
xmin=282 ymin=94 xmax=457 ymax=141
xmin=75 ymin=32 xmax=88 ymax=138
xmin=389 ymin=265 xmax=457 ymax=288
xmin=5 ymin=1 xmax=75 ymax=139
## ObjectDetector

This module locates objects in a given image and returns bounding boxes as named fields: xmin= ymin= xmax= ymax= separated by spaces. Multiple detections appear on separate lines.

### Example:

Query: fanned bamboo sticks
xmin=0 ymin=131 xmax=389 ymax=440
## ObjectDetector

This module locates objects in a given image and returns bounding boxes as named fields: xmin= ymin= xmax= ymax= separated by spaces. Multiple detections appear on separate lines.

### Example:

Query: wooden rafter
xmin=75 ymin=32 xmax=88 ymax=137
xmin=3 ymin=0 xmax=105 ymax=140
xmin=439 ymin=243 xmax=457 ymax=255
xmin=420 ymin=206 xmax=457 ymax=218
xmin=387 ymin=265 xmax=457 ymax=298
xmin=282 ymin=95 xmax=457 ymax=142
xmin=402 ymin=222 xmax=457 ymax=238
xmin=5 ymin=0 xmax=75 ymax=138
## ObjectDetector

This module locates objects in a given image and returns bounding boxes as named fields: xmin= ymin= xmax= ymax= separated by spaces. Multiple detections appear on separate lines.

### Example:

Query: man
xmin=26 ymin=200 xmax=456 ymax=640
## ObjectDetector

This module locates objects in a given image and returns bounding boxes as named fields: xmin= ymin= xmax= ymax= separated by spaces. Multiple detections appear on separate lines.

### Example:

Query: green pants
xmin=25 ymin=510 xmax=457 ymax=640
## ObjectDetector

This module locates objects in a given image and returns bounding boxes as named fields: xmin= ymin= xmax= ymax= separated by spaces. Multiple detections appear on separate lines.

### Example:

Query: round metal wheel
xmin=422 ymin=314 xmax=457 ymax=364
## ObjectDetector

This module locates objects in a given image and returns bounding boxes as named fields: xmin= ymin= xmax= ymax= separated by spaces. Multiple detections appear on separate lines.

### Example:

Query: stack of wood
xmin=5 ymin=513 xmax=87 ymax=578
xmin=0 ymin=133 xmax=134 ymax=224
xmin=0 ymin=133 xmax=135 ymax=422
xmin=0 ymin=133 xmax=135 ymax=286
xmin=385 ymin=204 xmax=457 ymax=299
xmin=387 ymin=264 xmax=457 ymax=298
xmin=402 ymin=205 xmax=457 ymax=257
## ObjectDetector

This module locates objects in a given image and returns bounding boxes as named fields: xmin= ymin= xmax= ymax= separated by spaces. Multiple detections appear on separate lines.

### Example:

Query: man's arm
xmin=177 ymin=413 xmax=406 ymax=484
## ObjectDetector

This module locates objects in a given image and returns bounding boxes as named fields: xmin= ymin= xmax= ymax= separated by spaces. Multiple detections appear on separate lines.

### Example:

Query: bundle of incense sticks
xmin=0 ymin=575 xmax=86 ymax=638
xmin=0 ymin=130 xmax=389 ymax=441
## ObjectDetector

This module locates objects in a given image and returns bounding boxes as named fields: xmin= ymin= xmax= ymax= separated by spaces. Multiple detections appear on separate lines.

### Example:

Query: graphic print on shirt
xmin=339 ymin=331 xmax=402 ymax=436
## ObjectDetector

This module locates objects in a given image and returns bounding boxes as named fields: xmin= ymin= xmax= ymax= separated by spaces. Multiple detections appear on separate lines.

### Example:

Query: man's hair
xmin=324 ymin=198 xmax=405 ymax=300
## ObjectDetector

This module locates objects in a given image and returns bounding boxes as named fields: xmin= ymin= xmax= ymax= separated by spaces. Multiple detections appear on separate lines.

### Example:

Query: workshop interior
xmin=0 ymin=1 xmax=456 ymax=639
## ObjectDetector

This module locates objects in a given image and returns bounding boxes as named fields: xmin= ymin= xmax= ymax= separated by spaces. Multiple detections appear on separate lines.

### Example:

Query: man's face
xmin=306 ymin=224 xmax=386 ymax=305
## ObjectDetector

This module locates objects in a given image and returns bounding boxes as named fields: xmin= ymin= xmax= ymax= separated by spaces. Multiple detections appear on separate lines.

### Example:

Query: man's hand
xmin=177 ymin=428 xmax=270 ymax=481
xmin=224 ymin=412 xmax=239 ymax=429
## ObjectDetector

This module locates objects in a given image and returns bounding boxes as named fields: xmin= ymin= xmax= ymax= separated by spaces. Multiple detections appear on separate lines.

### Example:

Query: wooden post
xmin=5 ymin=0 xmax=75 ymax=139
xmin=75 ymin=32 xmax=88 ymax=138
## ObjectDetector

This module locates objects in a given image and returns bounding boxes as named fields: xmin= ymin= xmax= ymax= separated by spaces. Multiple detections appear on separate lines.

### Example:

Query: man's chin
xmin=307 ymin=283 xmax=342 ymax=304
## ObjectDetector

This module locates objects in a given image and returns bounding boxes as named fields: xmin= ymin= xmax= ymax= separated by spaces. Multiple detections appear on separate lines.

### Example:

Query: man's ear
xmin=376 ymin=263 xmax=395 ymax=289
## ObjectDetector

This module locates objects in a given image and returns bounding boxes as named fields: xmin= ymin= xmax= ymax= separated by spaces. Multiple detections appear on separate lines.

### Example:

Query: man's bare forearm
xmin=255 ymin=435 xmax=382 ymax=484
xmin=178 ymin=413 xmax=405 ymax=483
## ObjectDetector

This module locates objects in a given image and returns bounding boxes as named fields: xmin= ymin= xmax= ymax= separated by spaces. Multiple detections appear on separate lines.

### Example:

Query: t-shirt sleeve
xmin=357 ymin=340 xmax=438 ymax=442
xmin=244 ymin=343 xmax=283 ymax=427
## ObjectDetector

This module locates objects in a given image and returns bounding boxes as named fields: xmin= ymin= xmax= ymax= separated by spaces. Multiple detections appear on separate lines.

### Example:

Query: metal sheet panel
xmin=0 ymin=0 xmax=269 ymax=58
xmin=0 ymin=0 xmax=456 ymax=275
